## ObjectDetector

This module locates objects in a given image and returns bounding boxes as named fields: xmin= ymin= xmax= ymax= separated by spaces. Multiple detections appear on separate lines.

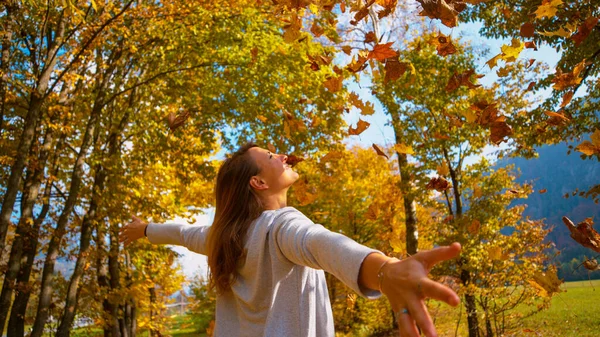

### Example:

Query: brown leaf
xmin=364 ymin=31 xmax=378 ymax=44
xmin=341 ymin=45 xmax=353 ymax=55
xmin=267 ymin=143 xmax=276 ymax=153
xmin=349 ymin=119 xmax=370 ymax=135
xmin=418 ymin=0 xmax=460 ymax=28
xmin=520 ymin=22 xmax=535 ymax=38
xmin=490 ymin=121 xmax=512 ymax=145
xmin=526 ymin=81 xmax=536 ymax=91
xmin=368 ymin=42 xmax=398 ymax=61
xmin=167 ymin=111 xmax=190 ymax=131
xmin=526 ymin=59 xmax=535 ymax=68
xmin=310 ymin=21 xmax=324 ymax=37
xmin=524 ymin=41 xmax=538 ymax=50
xmin=539 ymin=189 xmax=547 ymax=194
xmin=571 ymin=17 xmax=599 ymax=46
xmin=347 ymin=55 xmax=369 ymax=73
xmin=384 ymin=57 xmax=408 ymax=83
xmin=583 ymin=258 xmax=600 ymax=271
xmin=544 ymin=110 xmax=570 ymax=125
xmin=562 ymin=216 xmax=600 ymax=253
xmin=468 ymin=219 xmax=481 ymax=234
xmin=286 ymin=154 xmax=305 ymax=167
xmin=321 ymin=150 xmax=344 ymax=162
xmin=435 ymin=34 xmax=457 ymax=56
xmin=323 ymin=75 xmax=343 ymax=92
xmin=560 ymin=91 xmax=574 ymax=108
xmin=426 ymin=176 xmax=451 ymax=192
xmin=372 ymin=143 xmax=389 ymax=159
xmin=445 ymin=69 xmax=482 ymax=92
xmin=365 ymin=203 xmax=381 ymax=220
xmin=552 ymin=59 xmax=587 ymax=90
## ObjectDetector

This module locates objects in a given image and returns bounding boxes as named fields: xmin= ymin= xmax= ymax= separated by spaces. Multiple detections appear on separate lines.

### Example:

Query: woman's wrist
xmin=144 ymin=224 xmax=149 ymax=237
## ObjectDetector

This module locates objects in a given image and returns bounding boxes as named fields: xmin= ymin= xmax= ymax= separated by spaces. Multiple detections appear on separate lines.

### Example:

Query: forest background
xmin=1 ymin=0 xmax=599 ymax=337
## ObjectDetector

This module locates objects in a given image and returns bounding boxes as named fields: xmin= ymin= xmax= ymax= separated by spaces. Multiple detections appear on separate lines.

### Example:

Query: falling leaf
xmin=384 ymin=57 xmax=409 ymax=83
xmin=394 ymin=143 xmax=414 ymax=155
xmin=571 ymin=16 xmax=598 ymax=46
xmin=267 ymin=143 xmax=276 ymax=153
xmin=468 ymin=219 xmax=480 ymax=234
xmin=323 ymin=75 xmax=343 ymax=92
xmin=346 ymin=293 xmax=357 ymax=310
xmin=575 ymin=129 xmax=600 ymax=155
xmin=347 ymin=54 xmax=369 ymax=73
xmin=490 ymin=121 xmax=512 ymax=144
xmin=486 ymin=54 xmax=502 ymax=69
xmin=360 ymin=102 xmax=375 ymax=116
xmin=544 ymin=110 xmax=570 ymax=123
xmin=364 ymin=31 xmax=378 ymax=44
xmin=560 ymin=91 xmax=574 ymax=108
xmin=529 ymin=267 xmax=563 ymax=297
xmin=372 ymin=143 xmax=389 ymax=159
xmin=436 ymin=162 xmax=449 ymax=176
xmin=167 ymin=111 xmax=190 ymax=131
xmin=321 ymin=150 xmax=344 ymax=162
xmin=286 ymin=154 xmax=305 ymax=167
xmin=349 ymin=119 xmax=370 ymax=135
xmin=562 ymin=216 xmax=600 ymax=253
xmin=488 ymin=246 xmax=507 ymax=260
xmin=368 ymin=42 xmax=398 ymax=61
xmin=341 ymin=45 xmax=353 ymax=55
xmin=534 ymin=0 xmax=563 ymax=19
xmin=520 ymin=22 xmax=535 ymax=38
xmin=445 ymin=69 xmax=482 ymax=92
xmin=426 ymin=176 xmax=451 ymax=192
xmin=526 ymin=81 xmax=536 ymax=91
xmin=500 ymin=38 xmax=524 ymax=63
xmin=524 ymin=41 xmax=538 ymax=50
xmin=496 ymin=66 xmax=510 ymax=77
xmin=526 ymin=59 xmax=535 ymax=68
xmin=539 ymin=189 xmax=547 ymax=194
xmin=418 ymin=0 xmax=462 ymax=28
xmin=538 ymin=27 xmax=573 ymax=38
xmin=365 ymin=203 xmax=380 ymax=220
xmin=551 ymin=59 xmax=587 ymax=90
xmin=310 ymin=21 xmax=324 ymax=37
xmin=257 ymin=115 xmax=268 ymax=122
xmin=434 ymin=34 xmax=457 ymax=56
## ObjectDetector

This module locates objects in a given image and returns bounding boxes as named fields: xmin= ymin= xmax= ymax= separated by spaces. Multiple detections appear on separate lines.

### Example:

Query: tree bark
xmin=391 ymin=112 xmax=418 ymax=255
xmin=0 ymin=1 xmax=14 ymax=137
xmin=0 ymin=11 xmax=65 ymax=260
xmin=0 ymin=109 xmax=59 ymax=334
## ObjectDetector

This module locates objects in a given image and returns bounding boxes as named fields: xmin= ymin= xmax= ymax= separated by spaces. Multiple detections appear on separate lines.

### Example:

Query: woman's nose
xmin=281 ymin=154 xmax=288 ymax=163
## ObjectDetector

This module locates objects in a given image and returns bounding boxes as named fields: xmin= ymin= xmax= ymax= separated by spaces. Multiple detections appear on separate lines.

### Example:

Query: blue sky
xmin=170 ymin=21 xmax=566 ymax=281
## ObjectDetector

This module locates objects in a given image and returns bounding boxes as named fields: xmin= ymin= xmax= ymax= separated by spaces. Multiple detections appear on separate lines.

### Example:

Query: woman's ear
xmin=249 ymin=176 xmax=268 ymax=190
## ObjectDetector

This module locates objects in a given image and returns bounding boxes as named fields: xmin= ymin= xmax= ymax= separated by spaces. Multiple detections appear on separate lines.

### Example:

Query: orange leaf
xmin=384 ymin=57 xmax=408 ymax=83
xmin=310 ymin=21 xmax=324 ymax=37
xmin=418 ymin=0 xmax=461 ymax=28
xmin=571 ymin=17 xmax=599 ymax=46
xmin=562 ymin=216 xmax=600 ymax=253
xmin=267 ymin=143 xmax=276 ymax=153
xmin=529 ymin=267 xmax=563 ymax=297
xmin=544 ymin=110 xmax=570 ymax=122
xmin=372 ymin=143 xmax=389 ymax=159
xmin=560 ymin=91 xmax=574 ymax=108
xmin=520 ymin=22 xmax=535 ymax=38
xmin=323 ymin=75 xmax=343 ymax=92
xmin=368 ymin=42 xmax=398 ymax=61
xmin=435 ymin=34 xmax=457 ymax=57
xmin=539 ymin=189 xmax=547 ymax=194
xmin=445 ymin=69 xmax=482 ymax=92
xmin=349 ymin=119 xmax=370 ymax=136
xmin=426 ymin=176 xmax=451 ymax=192
xmin=468 ymin=219 xmax=480 ymax=234
xmin=286 ymin=154 xmax=305 ymax=167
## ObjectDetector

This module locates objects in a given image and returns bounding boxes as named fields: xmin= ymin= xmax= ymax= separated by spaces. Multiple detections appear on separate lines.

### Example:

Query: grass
xmin=426 ymin=279 xmax=600 ymax=337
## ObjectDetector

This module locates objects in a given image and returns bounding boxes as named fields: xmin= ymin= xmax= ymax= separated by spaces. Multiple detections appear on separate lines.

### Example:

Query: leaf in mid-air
xmin=349 ymin=119 xmax=370 ymax=135
xmin=368 ymin=42 xmax=398 ymax=61
xmin=562 ymin=216 xmax=600 ymax=253
xmin=529 ymin=267 xmax=562 ymax=297
xmin=571 ymin=17 xmax=599 ymax=46
xmin=426 ymin=176 xmax=451 ymax=192
xmin=445 ymin=69 xmax=483 ymax=92
xmin=534 ymin=0 xmax=563 ymax=19
xmin=372 ymin=143 xmax=389 ymax=159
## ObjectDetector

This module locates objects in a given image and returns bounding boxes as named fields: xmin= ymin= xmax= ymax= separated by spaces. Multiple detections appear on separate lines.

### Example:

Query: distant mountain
xmin=499 ymin=142 xmax=600 ymax=281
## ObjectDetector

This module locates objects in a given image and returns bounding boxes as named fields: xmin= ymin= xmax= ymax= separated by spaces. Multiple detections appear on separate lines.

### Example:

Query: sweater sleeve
xmin=146 ymin=222 xmax=210 ymax=255
xmin=272 ymin=208 xmax=383 ymax=299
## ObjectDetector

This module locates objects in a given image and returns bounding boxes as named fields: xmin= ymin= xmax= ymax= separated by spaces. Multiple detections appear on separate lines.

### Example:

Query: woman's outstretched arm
xmin=119 ymin=215 xmax=210 ymax=255
xmin=358 ymin=244 xmax=461 ymax=337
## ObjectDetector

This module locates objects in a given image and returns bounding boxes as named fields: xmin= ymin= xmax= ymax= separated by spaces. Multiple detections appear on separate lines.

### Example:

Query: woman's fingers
xmin=417 ymin=242 xmax=461 ymax=269
xmin=406 ymin=300 xmax=436 ymax=337
xmin=420 ymin=278 xmax=460 ymax=306
xmin=395 ymin=308 xmax=421 ymax=337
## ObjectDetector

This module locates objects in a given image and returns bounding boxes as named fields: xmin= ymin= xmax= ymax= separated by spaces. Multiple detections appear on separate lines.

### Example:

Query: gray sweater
xmin=146 ymin=206 xmax=382 ymax=337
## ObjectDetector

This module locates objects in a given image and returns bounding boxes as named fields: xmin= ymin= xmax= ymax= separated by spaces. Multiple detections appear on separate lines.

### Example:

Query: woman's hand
xmin=382 ymin=243 xmax=461 ymax=337
xmin=119 ymin=215 xmax=148 ymax=247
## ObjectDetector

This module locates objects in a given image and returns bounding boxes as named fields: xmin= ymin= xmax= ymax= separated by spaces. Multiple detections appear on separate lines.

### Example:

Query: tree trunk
xmin=6 ymin=134 xmax=63 ymax=337
xmin=109 ymin=224 xmax=122 ymax=337
xmin=0 ymin=13 xmax=65 ymax=260
xmin=461 ymin=268 xmax=479 ymax=337
xmin=0 ymin=1 xmax=14 ymax=136
xmin=0 ymin=111 xmax=58 ymax=333
xmin=30 ymin=105 xmax=101 ymax=337
xmin=391 ymin=114 xmax=418 ymax=255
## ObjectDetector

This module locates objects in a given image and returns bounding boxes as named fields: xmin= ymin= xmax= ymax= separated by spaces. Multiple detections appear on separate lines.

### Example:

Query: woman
xmin=119 ymin=143 xmax=461 ymax=337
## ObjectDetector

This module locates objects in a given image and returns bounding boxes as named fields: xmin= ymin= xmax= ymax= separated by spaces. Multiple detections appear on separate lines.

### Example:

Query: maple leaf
xmin=384 ymin=57 xmax=408 ymax=83
xmin=323 ymin=75 xmax=343 ymax=92
xmin=286 ymin=154 xmax=305 ymax=167
xmin=486 ymin=54 xmax=502 ymax=69
xmin=321 ymin=151 xmax=344 ymax=162
xmin=347 ymin=54 xmax=369 ymax=73
xmin=571 ymin=17 xmax=599 ymax=46
xmin=575 ymin=129 xmax=600 ymax=156
xmin=529 ymin=267 xmax=562 ymax=297
xmin=562 ymin=216 xmax=600 ymax=253
xmin=496 ymin=66 xmax=510 ymax=78
xmin=490 ymin=120 xmax=512 ymax=144
xmin=364 ymin=31 xmax=378 ymax=44
xmin=534 ymin=0 xmax=563 ymax=19
xmin=583 ymin=258 xmax=600 ymax=271
xmin=341 ymin=45 xmax=353 ymax=55
xmin=436 ymin=162 xmax=449 ymax=176
xmin=526 ymin=81 xmax=536 ymax=91
xmin=445 ymin=69 xmax=482 ymax=92
xmin=310 ymin=21 xmax=324 ymax=37
xmin=394 ymin=143 xmax=414 ymax=155
xmin=368 ymin=42 xmax=398 ymax=61
xmin=520 ymin=22 xmax=535 ymax=38
xmin=526 ymin=59 xmax=535 ymax=68
xmin=360 ymin=102 xmax=375 ymax=116
xmin=500 ymin=38 xmax=524 ymax=63
xmin=365 ymin=203 xmax=380 ymax=220
xmin=551 ymin=59 xmax=587 ymax=90
xmin=433 ymin=34 xmax=458 ymax=57
xmin=524 ymin=41 xmax=537 ymax=50
xmin=468 ymin=219 xmax=480 ymax=234
xmin=426 ymin=176 xmax=451 ymax=192
xmin=167 ymin=111 xmax=190 ymax=131
xmin=417 ymin=0 xmax=461 ymax=28
xmin=349 ymin=118 xmax=370 ymax=135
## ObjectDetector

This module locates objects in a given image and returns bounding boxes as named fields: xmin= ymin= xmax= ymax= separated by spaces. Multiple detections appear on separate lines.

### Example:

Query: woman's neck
xmin=260 ymin=190 xmax=289 ymax=210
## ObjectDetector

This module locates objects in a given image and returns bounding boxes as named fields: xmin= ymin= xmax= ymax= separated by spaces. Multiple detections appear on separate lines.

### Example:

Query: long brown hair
xmin=207 ymin=143 xmax=263 ymax=293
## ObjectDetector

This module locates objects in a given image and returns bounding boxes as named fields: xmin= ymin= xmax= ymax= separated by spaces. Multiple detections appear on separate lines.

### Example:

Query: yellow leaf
xmin=576 ymin=141 xmax=597 ymax=156
xmin=257 ymin=115 xmax=268 ymax=122
xmin=534 ymin=0 xmax=562 ymax=19
xmin=394 ymin=143 xmax=414 ymax=155
xmin=488 ymin=246 xmax=503 ymax=260
xmin=538 ymin=27 xmax=573 ymax=38
xmin=473 ymin=185 xmax=483 ymax=198
xmin=500 ymin=38 xmax=524 ymax=63
xmin=591 ymin=129 xmax=600 ymax=147
xmin=436 ymin=162 xmax=450 ymax=176
xmin=486 ymin=54 xmax=502 ymax=69
xmin=468 ymin=219 xmax=480 ymax=234
xmin=529 ymin=268 xmax=563 ymax=297
xmin=360 ymin=101 xmax=375 ymax=116
xmin=496 ymin=66 xmax=510 ymax=77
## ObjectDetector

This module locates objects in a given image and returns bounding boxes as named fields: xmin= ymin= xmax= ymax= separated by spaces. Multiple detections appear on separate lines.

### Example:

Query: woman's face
xmin=247 ymin=147 xmax=299 ymax=192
